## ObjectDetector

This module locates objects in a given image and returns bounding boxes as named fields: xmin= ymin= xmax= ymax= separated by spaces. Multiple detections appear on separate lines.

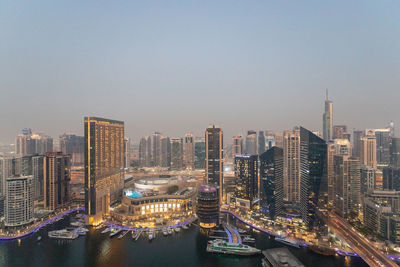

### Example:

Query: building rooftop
xmin=262 ymin=247 xmax=305 ymax=267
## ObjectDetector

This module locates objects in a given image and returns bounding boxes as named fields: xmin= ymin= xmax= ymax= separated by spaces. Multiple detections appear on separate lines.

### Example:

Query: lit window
xmin=146 ymin=205 xmax=149 ymax=209
xmin=141 ymin=211 xmax=145 ymax=215
xmin=177 ymin=204 xmax=180 ymax=208
xmin=151 ymin=205 xmax=154 ymax=209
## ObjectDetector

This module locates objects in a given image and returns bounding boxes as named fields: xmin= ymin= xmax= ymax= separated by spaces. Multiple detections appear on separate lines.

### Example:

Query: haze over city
xmin=1 ymin=1 xmax=399 ymax=143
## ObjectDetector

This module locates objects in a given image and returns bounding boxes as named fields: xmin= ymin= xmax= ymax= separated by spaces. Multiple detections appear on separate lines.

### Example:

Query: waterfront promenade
xmin=0 ymin=206 xmax=84 ymax=240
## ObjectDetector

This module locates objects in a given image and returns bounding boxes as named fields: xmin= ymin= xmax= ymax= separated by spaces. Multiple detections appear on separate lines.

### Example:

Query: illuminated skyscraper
xmin=327 ymin=143 xmax=335 ymax=208
xmin=352 ymin=130 xmax=364 ymax=158
xmin=43 ymin=152 xmax=71 ymax=210
xmin=234 ymin=155 xmax=258 ymax=206
xmin=184 ymin=132 xmax=195 ymax=170
xmin=5 ymin=175 xmax=34 ymax=227
xmin=205 ymin=125 xmax=223 ymax=203
xmin=232 ymin=135 xmax=243 ymax=158
xmin=32 ymin=155 xmax=44 ymax=200
xmin=259 ymin=147 xmax=284 ymax=220
xmin=283 ymin=129 xmax=300 ymax=202
xmin=124 ymin=137 xmax=131 ymax=168
xmin=299 ymin=127 xmax=328 ymax=230
xmin=374 ymin=127 xmax=392 ymax=167
xmin=84 ymin=117 xmax=124 ymax=225
xmin=323 ymin=90 xmax=333 ymax=141
xmin=334 ymin=155 xmax=361 ymax=218
xmin=391 ymin=138 xmax=400 ymax=168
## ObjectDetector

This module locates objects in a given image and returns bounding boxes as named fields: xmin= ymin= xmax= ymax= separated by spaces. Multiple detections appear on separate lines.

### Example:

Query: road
xmin=328 ymin=212 xmax=397 ymax=267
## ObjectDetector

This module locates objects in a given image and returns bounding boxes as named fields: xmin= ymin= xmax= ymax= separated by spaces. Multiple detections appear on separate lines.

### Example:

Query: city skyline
xmin=1 ymin=1 xmax=400 ymax=143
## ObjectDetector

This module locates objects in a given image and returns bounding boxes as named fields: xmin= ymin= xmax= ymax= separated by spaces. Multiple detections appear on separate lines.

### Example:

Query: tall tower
xmin=232 ymin=135 xmax=243 ymax=158
xmin=245 ymin=130 xmax=257 ymax=155
xmin=184 ymin=132 xmax=195 ymax=170
xmin=43 ymin=152 xmax=71 ymax=210
xmin=259 ymin=147 xmax=284 ymax=220
xmin=299 ymin=127 xmax=328 ymax=230
xmin=234 ymin=155 xmax=258 ymax=205
xmin=205 ymin=125 xmax=224 ymax=203
xmin=170 ymin=138 xmax=183 ymax=170
xmin=84 ymin=117 xmax=124 ymax=225
xmin=360 ymin=130 xmax=377 ymax=169
xmin=283 ymin=129 xmax=300 ymax=202
xmin=323 ymin=89 xmax=333 ymax=141
xmin=258 ymin=131 xmax=266 ymax=155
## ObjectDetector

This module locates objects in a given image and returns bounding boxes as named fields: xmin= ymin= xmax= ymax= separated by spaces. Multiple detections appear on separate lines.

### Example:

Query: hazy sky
xmin=1 ymin=1 xmax=399 ymax=144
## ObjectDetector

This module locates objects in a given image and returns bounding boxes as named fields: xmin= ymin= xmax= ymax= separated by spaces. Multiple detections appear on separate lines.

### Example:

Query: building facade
xmin=234 ymin=155 xmax=258 ymax=206
xmin=205 ymin=126 xmax=223 ymax=203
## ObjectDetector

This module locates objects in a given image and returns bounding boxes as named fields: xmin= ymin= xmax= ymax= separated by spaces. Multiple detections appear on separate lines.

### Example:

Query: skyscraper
xmin=84 ymin=117 xmax=124 ymax=225
xmin=300 ymin=127 xmax=328 ymax=230
xmin=32 ymin=155 xmax=44 ymax=200
xmin=184 ymin=132 xmax=195 ymax=170
xmin=334 ymin=155 xmax=361 ymax=218
xmin=374 ymin=127 xmax=392 ymax=167
xmin=59 ymin=134 xmax=84 ymax=166
xmin=323 ymin=90 xmax=333 ymax=141
xmin=205 ymin=125 xmax=223 ymax=203
xmin=124 ymin=137 xmax=131 ymax=169
xmin=360 ymin=130 xmax=377 ymax=169
xmin=14 ymin=128 xmax=34 ymax=156
xmin=333 ymin=125 xmax=347 ymax=139
xmin=283 ymin=129 xmax=300 ymax=203
xmin=232 ymin=135 xmax=243 ymax=158
xmin=327 ymin=143 xmax=335 ymax=208
xmin=258 ymin=131 xmax=266 ymax=155
xmin=160 ymin=136 xmax=171 ymax=168
xmin=391 ymin=138 xmax=400 ymax=168
xmin=5 ymin=175 xmax=34 ymax=227
xmin=245 ymin=130 xmax=257 ymax=155
xmin=152 ymin=132 xmax=162 ymax=167
xmin=170 ymin=138 xmax=183 ymax=170
xmin=234 ymin=155 xmax=258 ymax=206
xmin=194 ymin=137 xmax=206 ymax=169
xmin=352 ymin=130 xmax=364 ymax=158
xmin=259 ymin=147 xmax=284 ymax=220
xmin=43 ymin=152 xmax=71 ymax=211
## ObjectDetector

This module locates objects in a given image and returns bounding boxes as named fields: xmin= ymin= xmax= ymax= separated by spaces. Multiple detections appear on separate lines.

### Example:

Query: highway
xmin=328 ymin=212 xmax=397 ymax=267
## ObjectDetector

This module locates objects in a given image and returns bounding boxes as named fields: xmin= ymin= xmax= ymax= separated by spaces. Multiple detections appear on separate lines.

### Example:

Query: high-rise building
xmin=323 ymin=90 xmax=333 ymax=141
xmin=299 ymin=127 xmax=328 ymax=230
xmin=234 ymin=155 xmax=258 ymax=205
xmin=5 ymin=175 xmax=34 ymax=227
xmin=374 ymin=128 xmax=392 ymax=167
xmin=0 ymin=157 xmax=14 ymax=196
xmin=258 ymin=131 xmax=266 ymax=155
xmin=352 ymin=130 xmax=364 ymax=158
xmin=334 ymin=155 xmax=361 ymax=218
xmin=283 ymin=129 xmax=300 ymax=203
xmin=274 ymin=132 xmax=284 ymax=149
xmin=14 ymin=156 xmax=32 ymax=177
xmin=245 ymin=130 xmax=257 ymax=155
xmin=197 ymin=184 xmax=219 ymax=228
xmin=124 ymin=137 xmax=131 ymax=169
xmin=32 ymin=155 xmax=44 ymax=200
xmin=333 ymin=125 xmax=347 ymax=139
xmin=43 ymin=152 xmax=71 ymax=210
xmin=170 ymin=138 xmax=183 ymax=170
xmin=194 ymin=137 xmax=205 ymax=169
xmin=360 ymin=130 xmax=377 ymax=169
xmin=205 ymin=125 xmax=223 ymax=203
xmin=265 ymin=134 xmax=275 ymax=150
xmin=334 ymin=138 xmax=352 ymax=155
xmin=31 ymin=133 xmax=53 ymax=155
xmin=391 ymin=138 xmax=400 ymax=168
xmin=59 ymin=134 xmax=84 ymax=166
xmin=15 ymin=128 xmax=34 ymax=156
xmin=84 ymin=117 xmax=124 ymax=225
xmin=383 ymin=167 xmax=400 ymax=191
xmin=139 ymin=136 xmax=152 ymax=167
xmin=152 ymin=132 xmax=162 ymax=167
xmin=259 ymin=147 xmax=284 ymax=220
xmin=232 ymin=135 xmax=243 ymax=158
xmin=327 ymin=143 xmax=335 ymax=208
xmin=184 ymin=132 xmax=195 ymax=170
xmin=361 ymin=166 xmax=376 ymax=195
xmin=160 ymin=136 xmax=171 ymax=168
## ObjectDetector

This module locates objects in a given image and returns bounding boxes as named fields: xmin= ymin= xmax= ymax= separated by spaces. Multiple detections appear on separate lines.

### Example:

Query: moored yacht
xmin=48 ymin=229 xmax=78 ymax=240
xmin=206 ymin=240 xmax=261 ymax=256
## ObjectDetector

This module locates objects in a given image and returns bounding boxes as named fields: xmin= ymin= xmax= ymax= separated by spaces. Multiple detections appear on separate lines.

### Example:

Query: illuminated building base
xmin=199 ymin=222 xmax=216 ymax=228
xmin=85 ymin=213 xmax=104 ymax=226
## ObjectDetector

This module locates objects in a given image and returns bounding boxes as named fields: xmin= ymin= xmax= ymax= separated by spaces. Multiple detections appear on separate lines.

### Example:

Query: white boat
xmin=167 ymin=227 xmax=172 ymax=235
xmin=275 ymin=237 xmax=300 ymax=248
xmin=243 ymin=236 xmax=256 ymax=243
xmin=162 ymin=228 xmax=168 ymax=236
xmin=48 ymin=229 xmax=78 ymax=240
xmin=117 ymin=230 xmax=129 ymax=239
xmin=148 ymin=229 xmax=155 ymax=241
xmin=70 ymin=221 xmax=84 ymax=227
xmin=37 ymin=236 xmax=42 ymax=242
xmin=110 ymin=228 xmax=123 ymax=237
xmin=207 ymin=240 xmax=261 ymax=256
xmin=54 ymin=217 xmax=63 ymax=222
xmin=75 ymin=227 xmax=89 ymax=235
xmin=182 ymin=224 xmax=189 ymax=230
xmin=101 ymin=228 xmax=111 ymax=234
xmin=132 ymin=229 xmax=143 ymax=241
xmin=174 ymin=227 xmax=180 ymax=233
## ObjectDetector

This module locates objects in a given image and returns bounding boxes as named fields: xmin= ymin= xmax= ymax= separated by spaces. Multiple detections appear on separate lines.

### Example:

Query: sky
xmin=1 ymin=1 xmax=399 ymax=144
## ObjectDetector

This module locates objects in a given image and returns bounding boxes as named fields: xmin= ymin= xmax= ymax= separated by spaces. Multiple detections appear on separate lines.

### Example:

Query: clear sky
xmin=1 ymin=1 xmax=399 ymax=144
